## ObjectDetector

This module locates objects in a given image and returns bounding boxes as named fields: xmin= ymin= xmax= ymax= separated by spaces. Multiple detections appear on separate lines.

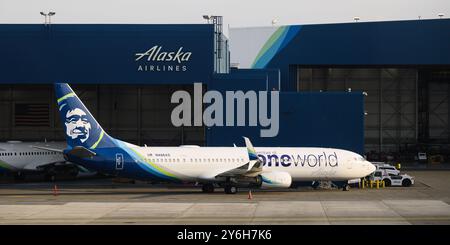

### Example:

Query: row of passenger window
xmin=146 ymin=158 xmax=246 ymax=163
xmin=0 ymin=151 xmax=60 ymax=156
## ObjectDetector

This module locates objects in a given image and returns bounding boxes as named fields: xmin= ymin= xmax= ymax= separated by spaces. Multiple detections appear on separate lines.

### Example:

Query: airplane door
xmin=115 ymin=153 xmax=124 ymax=170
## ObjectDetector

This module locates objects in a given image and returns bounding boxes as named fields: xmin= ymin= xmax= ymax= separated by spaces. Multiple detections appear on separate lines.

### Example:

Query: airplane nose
xmin=367 ymin=161 xmax=376 ymax=174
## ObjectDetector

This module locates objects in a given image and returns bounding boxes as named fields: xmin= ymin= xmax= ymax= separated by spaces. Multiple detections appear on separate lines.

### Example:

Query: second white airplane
xmin=51 ymin=83 xmax=375 ymax=194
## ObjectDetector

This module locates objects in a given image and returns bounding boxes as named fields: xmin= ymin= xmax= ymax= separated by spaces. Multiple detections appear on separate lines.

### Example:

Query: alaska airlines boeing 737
xmin=51 ymin=83 xmax=375 ymax=194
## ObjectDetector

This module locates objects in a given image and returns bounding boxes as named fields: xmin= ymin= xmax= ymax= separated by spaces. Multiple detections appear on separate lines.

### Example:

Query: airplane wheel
xmin=224 ymin=185 xmax=238 ymax=194
xmin=202 ymin=183 xmax=215 ymax=193
xmin=312 ymin=181 xmax=320 ymax=189
xmin=342 ymin=184 xmax=350 ymax=191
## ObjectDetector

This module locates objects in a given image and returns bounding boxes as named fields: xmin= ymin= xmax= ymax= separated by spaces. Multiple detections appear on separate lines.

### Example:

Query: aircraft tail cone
xmin=53 ymin=185 xmax=59 ymax=196
xmin=248 ymin=190 xmax=253 ymax=200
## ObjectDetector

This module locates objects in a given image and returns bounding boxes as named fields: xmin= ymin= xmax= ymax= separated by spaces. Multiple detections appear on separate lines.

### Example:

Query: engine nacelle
xmin=259 ymin=171 xmax=292 ymax=188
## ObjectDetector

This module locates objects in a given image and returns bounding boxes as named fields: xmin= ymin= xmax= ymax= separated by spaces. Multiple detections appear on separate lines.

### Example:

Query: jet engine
xmin=228 ymin=171 xmax=292 ymax=189
xmin=258 ymin=171 xmax=292 ymax=188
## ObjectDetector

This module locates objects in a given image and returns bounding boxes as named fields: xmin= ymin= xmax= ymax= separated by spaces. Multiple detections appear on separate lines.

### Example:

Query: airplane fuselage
xmin=67 ymin=142 xmax=374 ymax=183
xmin=0 ymin=142 xmax=66 ymax=172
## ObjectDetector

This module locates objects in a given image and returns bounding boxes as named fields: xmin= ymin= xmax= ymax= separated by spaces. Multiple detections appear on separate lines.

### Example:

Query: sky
xmin=0 ymin=0 xmax=448 ymax=30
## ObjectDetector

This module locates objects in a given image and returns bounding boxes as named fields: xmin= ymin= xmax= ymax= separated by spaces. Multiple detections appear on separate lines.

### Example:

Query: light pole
xmin=40 ymin=12 xmax=48 ymax=25
xmin=202 ymin=15 xmax=211 ymax=24
xmin=48 ymin=12 xmax=55 ymax=24
xmin=271 ymin=19 xmax=278 ymax=26
xmin=202 ymin=15 xmax=222 ymax=24
xmin=40 ymin=11 xmax=55 ymax=25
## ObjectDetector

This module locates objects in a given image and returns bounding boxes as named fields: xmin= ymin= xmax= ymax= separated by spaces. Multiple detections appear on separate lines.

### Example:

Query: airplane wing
xmin=25 ymin=145 xmax=95 ymax=171
xmin=215 ymin=137 xmax=263 ymax=178
xmin=34 ymin=145 xmax=96 ymax=158
xmin=2 ymin=143 xmax=92 ymax=174
xmin=22 ymin=145 xmax=67 ymax=170
xmin=32 ymin=145 xmax=64 ymax=153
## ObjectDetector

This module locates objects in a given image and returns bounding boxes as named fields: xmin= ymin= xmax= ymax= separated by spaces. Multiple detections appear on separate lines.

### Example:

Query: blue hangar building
xmin=0 ymin=19 xmax=449 ymax=162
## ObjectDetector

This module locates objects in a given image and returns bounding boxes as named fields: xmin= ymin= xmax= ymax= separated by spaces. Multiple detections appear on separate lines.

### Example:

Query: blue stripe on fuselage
xmin=65 ymin=147 xmax=176 ymax=182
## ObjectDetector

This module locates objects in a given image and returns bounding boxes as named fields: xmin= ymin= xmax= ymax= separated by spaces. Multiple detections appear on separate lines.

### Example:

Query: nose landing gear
xmin=342 ymin=184 xmax=350 ymax=191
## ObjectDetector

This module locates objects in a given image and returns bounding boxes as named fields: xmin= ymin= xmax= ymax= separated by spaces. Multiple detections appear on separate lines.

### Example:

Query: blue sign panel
xmin=206 ymin=91 xmax=365 ymax=154
xmin=0 ymin=24 xmax=215 ymax=84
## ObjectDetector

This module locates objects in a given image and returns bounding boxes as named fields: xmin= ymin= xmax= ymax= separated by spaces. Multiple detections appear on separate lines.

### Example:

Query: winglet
xmin=243 ymin=137 xmax=258 ymax=161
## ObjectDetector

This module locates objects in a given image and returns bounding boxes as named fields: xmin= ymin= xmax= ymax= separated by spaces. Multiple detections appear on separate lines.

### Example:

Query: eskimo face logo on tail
xmin=58 ymin=95 xmax=103 ymax=148
xmin=65 ymin=108 xmax=91 ymax=143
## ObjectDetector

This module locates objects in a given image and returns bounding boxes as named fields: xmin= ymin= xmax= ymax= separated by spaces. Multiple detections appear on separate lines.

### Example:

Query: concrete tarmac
xmin=1 ymin=171 xmax=450 ymax=224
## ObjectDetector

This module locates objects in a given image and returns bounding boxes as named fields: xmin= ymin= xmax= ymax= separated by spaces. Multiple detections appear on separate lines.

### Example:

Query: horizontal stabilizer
xmin=67 ymin=146 xmax=96 ymax=158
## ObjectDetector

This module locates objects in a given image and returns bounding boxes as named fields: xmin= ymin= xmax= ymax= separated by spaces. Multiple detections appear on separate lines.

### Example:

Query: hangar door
xmin=295 ymin=67 xmax=450 ymax=162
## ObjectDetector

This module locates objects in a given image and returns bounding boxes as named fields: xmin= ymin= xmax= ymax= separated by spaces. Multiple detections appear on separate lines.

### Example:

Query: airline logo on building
xmin=135 ymin=45 xmax=192 ymax=72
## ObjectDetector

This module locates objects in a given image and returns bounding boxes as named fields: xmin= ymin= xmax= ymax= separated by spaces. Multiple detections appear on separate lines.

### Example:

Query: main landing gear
xmin=201 ymin=183 xmax=239 ymax=194
xmin=224 ymin=185 xmax=238 ymax=194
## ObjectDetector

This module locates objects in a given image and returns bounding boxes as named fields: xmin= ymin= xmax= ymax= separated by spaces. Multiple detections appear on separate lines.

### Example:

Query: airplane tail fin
xmin=54 ymin=83 xmax=117 ymax=149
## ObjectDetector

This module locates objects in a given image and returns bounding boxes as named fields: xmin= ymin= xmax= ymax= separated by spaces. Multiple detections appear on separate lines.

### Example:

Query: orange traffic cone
xmin=53 ymin=184 xmax=59 ymax=196
xmin=248 ymin=190 xmax=253 ymax=200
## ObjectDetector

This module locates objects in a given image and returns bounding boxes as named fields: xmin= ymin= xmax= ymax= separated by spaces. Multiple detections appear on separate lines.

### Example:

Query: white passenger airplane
xmin=51 ymin=83 xmax=375 ymax=194
xmin=0 ymin=141 xmax=87 ymax=180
